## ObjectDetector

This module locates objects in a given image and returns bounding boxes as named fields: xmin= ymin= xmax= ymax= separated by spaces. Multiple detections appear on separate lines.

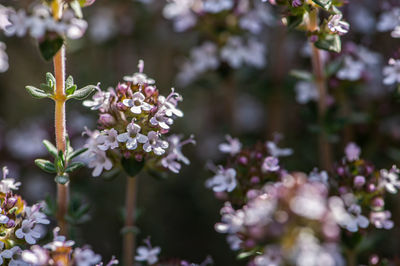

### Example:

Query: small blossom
xmin=379 ymin=167 xmax=400 ymax=194
xmin=135 ymin=245 xmax=161 ymax=265
xmin=383 ymin=58 xmax=400 ymax=85
xmin=88 ymin=151 xmax=113 ymax=177
xmin=143 ymin=131 xmax=169 ymax=155
xmin=262 ymin=156 xmax=279 ymax=172
xmin=266 ymin=141 xmax=293 ymax=157
xmin=73 ymin=247 xmax=102 ymax=266
xmin=218 ymin=135 xmax=242 ymax=156
xmin=117 ymin=122 xmax=148 ymax=150
xmin=337 ymin=56 xmax=364 ymax=81
xmin=15 ymin=220 xmax=42 ymax=244
xmin=327 ymin=14 xmax=350 ymax=35
xmin=206 ymin=167 xmax=237 ymax=192
xmin=161 ymin=135 xmax=195 ymax=173
xmin=202 ymin=0 xmax=234 ymax=13
xmin=123 ymin=92 xmax=153 ymax=115
xmin=345 ymin=142 xmax=360 ymax=162
xmin=294 ymin=81 xmax=318 ymax=104
xmin=370 ymin=211 xmax=394 ymax=229
xmin=97 ymin=128 xmax=119 ymax=151
xmin=83 ymin=89 xmax=110 ymax=111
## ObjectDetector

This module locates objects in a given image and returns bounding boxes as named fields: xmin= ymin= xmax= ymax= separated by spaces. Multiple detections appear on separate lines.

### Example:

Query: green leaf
xmin=237 ymin=250 xmax=258 ymax=260
xmin=68 ymin=147 xmax=88 ymax=160
xmin=315 ymin=34 xmax=341 ymax=53
xmin=67 ymin=85 xmax=97 ymax=100
xmin=65 ymin=162 xmax=85 ymax=173
xmin=325 ymin=58 xmax=343 ymax=77
xmin=25 ymin=86 xmax=51 ymax=99
xmin=43 ymin=140 xmax=58 ymax=158
xmin=39 ymin=37 xmax=64 ymax=61
xmin=121 ymin=157 xmax=145 ymax=177
xmin=55 ymin=174 xmax=70 ymax=185
xmin=66 ymin=76 xmax=74 ymax=89
xmin=286 ymin=15 xmax=304 ymax=30
xmin=46 ymin=72 xmax=56 ymax=87
xmin=66 ymin=85 xmax=77 ymax=95
xmin=40 ymin=84 xmax=54 ymax=94
xmin=312 ymin=0 xmax=332 ymax=9
xmin=290 ymin=70 xmax=313 ymax=81
xmin=35 ymin=159 xmax=57 ymax=174
xmin=55 ymin=150 xmax=66 ymax=172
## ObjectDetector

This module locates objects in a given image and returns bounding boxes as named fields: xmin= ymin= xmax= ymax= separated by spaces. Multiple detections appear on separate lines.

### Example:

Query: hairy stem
xmin=123 ymin=176 xmax=138 ymax=266
xmin=308 ymin=8 xmax=333 ymax=171
xmin=52 ymin=0 xmax=69 ymax=236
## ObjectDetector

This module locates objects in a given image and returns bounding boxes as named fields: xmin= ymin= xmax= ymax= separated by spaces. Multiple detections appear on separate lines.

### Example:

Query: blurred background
xmin=1 ymin=0 xmax=400 ymax=264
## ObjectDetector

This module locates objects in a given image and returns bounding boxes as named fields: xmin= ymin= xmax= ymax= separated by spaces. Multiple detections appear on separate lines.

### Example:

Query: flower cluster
xmin=1 ymin=3 xmax=87 ymax=40
xmin=163 ymin=0 xmax=273 ymax=84
xmin=0 ymin=167 xmax=49 ymax=265
xmin=330 ymin=143 xmax=399 ymax=231
xmin=83 ymin=60 xmax=194 ymax=177
xmin=214 ymin=173 xmax=344 ymax=265
xmin=206 ymin=135 xmax=293 ymax=204
xmin=21 ymin=227 xmax=118 ymax=266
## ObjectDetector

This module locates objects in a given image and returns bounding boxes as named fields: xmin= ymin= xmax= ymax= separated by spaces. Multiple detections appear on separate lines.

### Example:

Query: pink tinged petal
xmin=130 ymin=106 xmax=142 ymax=114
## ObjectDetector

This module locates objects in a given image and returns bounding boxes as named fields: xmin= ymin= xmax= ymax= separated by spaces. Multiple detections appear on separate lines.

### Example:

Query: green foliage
xmin=39 ymin=36 xmax=64 ymax=61
xmin=66 ymin=85 xmax=97 ymax=100
xmin=121 ymin=157 xmax=145 ymax=177
xmin=315 ymin=34 xmax=341 ymax=53
xmin=312 ymin=0 xmax=332 ymax=10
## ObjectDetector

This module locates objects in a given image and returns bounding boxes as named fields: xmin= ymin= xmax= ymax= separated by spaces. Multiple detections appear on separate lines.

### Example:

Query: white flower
xmin=218 ymin=135 xmax=242 ymax=156
xmin=150 ymin=111 xmax=173 ymax=130
xmin=379 ymin=167 xmax=400 ymax=194
xmin=262 ymin=156 xmax=279 ymax=172
xmin=294 ymin=81 xmax=319 ymax=104
xmin=4 ymin=9 xmax=28 ymax=37
xmin=215 ymin=202 xmax=245 ymax=234
xmin=0 ymin=166 xmax=21 ymax=193
xmin=88 ymin=150 xmax=113 ymax=177
xmin=0 ymin=5 xmax=11 ymax=31
xmin=203 ymin=0 xmax=234 ymax=13
xmin=290 ymin=183 xmax=327 ymax=220
xmin=73 ymin=248 xmax=102 ymax=266
xmin=21 ymin=246 xmax=49 ymax=265
xmin=383 ymin=58 xmax=400 ymax=85
xmin=24 ymin=204 xmax=50 ymax=225
xmin=135 ymin=246 xmax=161 ymax=265
xmin=123 ymin=66 xmax=155 ymax=85
xmin=221 ymin=37 xmax=266 ymax=69
xmin=254 ymin=246 xmax=282 ymax=266
xmin=143 ymin=131 xmax=169 ymax=155
xmin=329 ymin=197 xmax=369 ymax=232
xmin=226 ymin=234 xmax=242 ymax=251
xmin=327 ymin=14 xmax=350 ymax=35
xmin=266 ymin=141 xmax=293 ymax=157
xmin=83 ymin=90 xmax=110 ymax=111
xmin=157 ymin=88 xmax=183 ymax=117
xmin=370 ymin=211 xmax=394 ymax=229
xmin=163 ymin=0 xmax=197 ymax=32
xmin=377 ymin=8 xmax=400 ymax=32
xmin=117 ymin=122 xmax=148 ymax=150
xmin=239 ymin=2 xmax=274 ymax=34
xmin=97 ymin=128 xmax=119 ymax=151
xmin=161 ymin=135 xmax=195 ymax=173
xmin=206 ymin=167 xmax=237 ymax=192
xmin=123 ymin=92 xmax=153 ymax=114
xmin=15 ymin=220 xmax=42 ymax=244
xmin=337 ymin=56 xmax=364 ymax=81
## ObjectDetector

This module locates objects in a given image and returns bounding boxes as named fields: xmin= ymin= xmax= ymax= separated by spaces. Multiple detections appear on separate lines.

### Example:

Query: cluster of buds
xmin=0 ymin=167 xmax=49 ymax=265
xmin=329 ymin=143 xmax=399 ymax=232
xmin=83 ymin=60 xmax=194 ymax=177
xmin=21 ymin=227 xmax=118 ymax=266
xmin=162 ymin=0 xmax=273 ymax=84
xmin=206 ymin=135 xmax=293 ymax=205
xmin=214 ymin=173 xmax=343 ymax=265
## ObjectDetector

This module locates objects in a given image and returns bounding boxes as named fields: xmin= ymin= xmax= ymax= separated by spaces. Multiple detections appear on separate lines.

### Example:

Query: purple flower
xmin=262 ymin=156 xmax=279 ymax=172
xmin=345 ymin=142 xmax=360 ymax=162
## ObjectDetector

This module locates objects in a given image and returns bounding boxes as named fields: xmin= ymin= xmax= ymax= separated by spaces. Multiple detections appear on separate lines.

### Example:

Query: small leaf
xmin=55 ymin=150 xmax=66 ymax=172
xmin=40 ymin=84 xmax=54 ymax=94
xmin=25 ymin=86 xmax=51 ymax=99
xmin=290 ymin=70 xmax=313 ymax=81
xmin=55 ymin=174 xmax=70 ymax=185
xmin=35 ymin=159 xmax=57 ymax=174
xmin=68 ymin=147 xmax=88 ymax=160
xmin=39 ymin=37 xmax=64 ymax=61
xmin=121 ymin=157 xmax=145 ymax=177
xmin=237 ymin=250 xmax=257 ymax=260
xmin=67 ymin=85 xmax=97 ymax=100
xmin=66 ymin=85 xmax=77 ymax=95
xmin=312 ymin=0 xmax=332 ymax=9
xmin=315 ymin=34 xmax=341 ymax=53
xmin=325 ymin=58 xmax=343 ymax=77
xmin=43 ymin=140 xmax=58 ymax=158
xmin=66 ymin=75 xmax=74 ymax=89
xmin=65 ymin=162 xmax=85 ymax=173
xmin=46 ymin=72 xmax=56 ymax=87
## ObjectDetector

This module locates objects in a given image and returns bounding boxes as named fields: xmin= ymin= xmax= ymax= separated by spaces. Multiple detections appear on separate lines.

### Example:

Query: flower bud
xmin=6 ymin=219 xmax=15 ymax=228
xmin=238 ymin=156 xmax=248 ymax=165
xmin=367 ymin=183 xmax=376 ymax=193
xmin=116 ymin=83 xmax=128 ymax=95
xmin=99 ymin=114 xmax=115 ymax=127
xmin=250 ymin=176 xmax=260 ymax=184
xmin=117 ymin=102 xmax=128 ymax=111
xmin=372 ymin=197 xmax=384 ymax=209
xmin=144 ymin=86 xmax=156 ymax=97
xmin=353 ymin=175 xmax=366 ymax=188
xmin=5 ymin=197 xmax=17 ymax=209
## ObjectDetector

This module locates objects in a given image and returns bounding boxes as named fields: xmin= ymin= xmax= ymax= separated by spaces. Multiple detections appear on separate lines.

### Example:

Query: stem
xmin=52 ymin=0 xmax=69 ymax=236
xmin=308 ymin=9 xmax=333 ymax=171
xmin=123 ymin=176 xmax=138 ymax=266
xmin=346 ymin=249 xmax=356 ymax=266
